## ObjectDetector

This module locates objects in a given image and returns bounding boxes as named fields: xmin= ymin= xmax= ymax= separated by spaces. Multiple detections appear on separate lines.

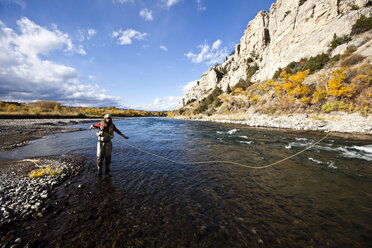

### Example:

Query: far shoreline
xmin=173 ymin=112 xmax=372 ymax=141
xmin=0 ymin=114 xmax=159 ymax=119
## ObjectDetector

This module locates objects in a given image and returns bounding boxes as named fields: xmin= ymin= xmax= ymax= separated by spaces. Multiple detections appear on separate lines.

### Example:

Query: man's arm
xmin=114 ymin=125 xmax=129 ymax=139
xmin=89 ymin=122 xmax=101 ymax=130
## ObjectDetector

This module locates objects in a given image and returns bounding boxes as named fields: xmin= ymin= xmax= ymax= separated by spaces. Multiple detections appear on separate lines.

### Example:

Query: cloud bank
xmin=133 ymin=96 xmax=181 ymax=111
xmin=0 ymin=17 xmax=120 ymax=107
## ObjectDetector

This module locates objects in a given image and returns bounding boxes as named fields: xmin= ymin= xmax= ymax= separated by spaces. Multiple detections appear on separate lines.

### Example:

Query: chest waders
xmin=96 ymin=121 xmax=114 ymax=175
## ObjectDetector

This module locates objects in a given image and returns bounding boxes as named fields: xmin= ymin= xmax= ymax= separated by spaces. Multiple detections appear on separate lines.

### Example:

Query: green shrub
xmin=193 ymin=87 xmax=222 ymax=114
xmin=246 ymin=57 xmax=254 ymax=63
xmin=341 ymin=45 xmax=357 ymax=59
xmin=367 ymin=0 xmax=372 ymax=7
xmin=193 ymin=102 xmax=208 ymax=114
xmin=340 ymin=53 xmax=365 ymax=67
xmin=322 ymin=101 xmax=349 ymax=113
xmin=305 ymin=53 xmax=330 ymax=74
xmin=220 ymin=66 xmax=228 ymax=75
xmin=246 ymin=63 xmax=259 ymax=79
xmin=226 ymin=84 xmax=232 ymax=94
xmin=330 ymin=54 xmax=341 ymax=63
xmin=351 ymin=15 xmax=372 ymax=35
xmin=330 ymin=33 xmax=352 ymax=50
xmin=233 ymin=78 xmax=252 ymax=90
xmin=273 ymin=53 xmax=330 ymax=78
xmin=299 ymin=0 xmax=307 ymax=6
xmin=186 ymin=99 xmax=196 ymax=105
xmin=351 ymin=5 xmax=359 ymax=10
xmin=214 ymin=68 xmax=225 ymax=82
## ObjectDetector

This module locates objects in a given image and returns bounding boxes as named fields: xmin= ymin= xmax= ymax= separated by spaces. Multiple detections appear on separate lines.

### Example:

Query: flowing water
xmin=1 ymin=118 xmax=372 ymax=247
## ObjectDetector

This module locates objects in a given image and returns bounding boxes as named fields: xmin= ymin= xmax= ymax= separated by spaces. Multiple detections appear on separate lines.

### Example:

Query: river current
xmin=1 ymin=117 xmax=371 ymax=247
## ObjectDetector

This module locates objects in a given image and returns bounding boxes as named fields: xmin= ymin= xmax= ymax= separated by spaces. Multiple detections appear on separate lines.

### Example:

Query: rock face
xmin=180 ymin=0 xmax=372 ymax=108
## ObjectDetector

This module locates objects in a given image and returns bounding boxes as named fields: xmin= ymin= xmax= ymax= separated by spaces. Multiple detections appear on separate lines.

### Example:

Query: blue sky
xmin=0 ymin=0 xmax=276 ymax=110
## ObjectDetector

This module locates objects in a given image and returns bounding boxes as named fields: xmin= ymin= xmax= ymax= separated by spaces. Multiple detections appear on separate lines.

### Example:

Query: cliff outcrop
xmin=180 ymin=0 xmax=372 ymax=108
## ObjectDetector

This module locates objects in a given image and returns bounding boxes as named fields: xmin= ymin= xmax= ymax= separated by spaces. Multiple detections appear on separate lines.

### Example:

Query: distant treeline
xmin=0 ymin=100 xmax=166 ymax=117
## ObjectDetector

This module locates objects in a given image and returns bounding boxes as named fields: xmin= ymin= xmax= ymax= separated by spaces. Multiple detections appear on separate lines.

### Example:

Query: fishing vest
xmin=96 ymin=120 xmax=114 ymax=142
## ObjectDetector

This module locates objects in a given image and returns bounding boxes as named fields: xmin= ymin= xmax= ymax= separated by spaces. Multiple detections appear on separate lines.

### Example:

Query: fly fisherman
xmin=89 ymin=114 xmax=129 ymax=176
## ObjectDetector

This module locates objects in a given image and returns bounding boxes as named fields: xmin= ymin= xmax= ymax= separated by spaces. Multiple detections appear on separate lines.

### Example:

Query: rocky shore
xmin=176 ymin=112 xmax=372 ymax=136
xmin=0 ymin=156 xmax=87 ymax=247
xmin=0 ymin=118 xmax=99 ymax=247
xmin=0 ymin=118 xmax=101 ymax=152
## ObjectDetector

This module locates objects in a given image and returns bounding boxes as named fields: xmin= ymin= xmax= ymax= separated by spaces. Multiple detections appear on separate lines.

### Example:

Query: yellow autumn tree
xmin=327 ymin=68 xmax=354 ymax=98
xmin=280 ymin=69 xmax=310 ymax=101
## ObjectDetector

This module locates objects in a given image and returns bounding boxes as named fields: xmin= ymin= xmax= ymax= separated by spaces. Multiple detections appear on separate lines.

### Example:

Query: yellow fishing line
xmin=120 ymin=132 xmax=331 ymax=169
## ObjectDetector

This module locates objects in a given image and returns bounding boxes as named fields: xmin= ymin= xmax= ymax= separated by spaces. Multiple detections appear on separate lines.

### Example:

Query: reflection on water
xmin=1 ymin=118 xmax=372 ymax=247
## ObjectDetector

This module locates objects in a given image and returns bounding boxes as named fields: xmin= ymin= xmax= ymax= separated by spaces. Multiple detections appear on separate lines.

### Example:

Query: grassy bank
xmin=0 ymin=100 xmax=166 ymax=118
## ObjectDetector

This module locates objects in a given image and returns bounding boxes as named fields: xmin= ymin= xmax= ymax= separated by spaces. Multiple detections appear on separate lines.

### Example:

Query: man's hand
xmin=89 ymin=125 xmax=94 ymax=130
xmin=121 ymin=134 xmax=129 ymax=139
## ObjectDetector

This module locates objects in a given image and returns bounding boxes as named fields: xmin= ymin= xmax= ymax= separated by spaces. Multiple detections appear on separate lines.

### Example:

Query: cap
xmin=104 ymin=114 xmax=112 ymax=119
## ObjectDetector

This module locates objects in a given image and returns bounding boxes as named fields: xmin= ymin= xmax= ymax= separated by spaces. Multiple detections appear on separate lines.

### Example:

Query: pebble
xmin=199 ymin=225 xmax=207 ymax=235
xmin=14 ymin=238 xmax=21 ymax=244
xmin=40 ymin=193 xmax=48 ymax=199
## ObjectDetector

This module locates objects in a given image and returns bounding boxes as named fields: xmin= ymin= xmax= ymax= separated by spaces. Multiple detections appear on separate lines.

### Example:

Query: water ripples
xmin=1 ymin=118 xmax=371 ymax=247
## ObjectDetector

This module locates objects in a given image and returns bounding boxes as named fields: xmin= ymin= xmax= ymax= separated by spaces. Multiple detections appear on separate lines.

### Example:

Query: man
xmin=90 ymin=114 xmax=129 ymax=175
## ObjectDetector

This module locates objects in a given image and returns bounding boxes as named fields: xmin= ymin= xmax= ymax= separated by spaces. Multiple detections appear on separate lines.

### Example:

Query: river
xmin=1 ymin=117 xmax=371 ymax=247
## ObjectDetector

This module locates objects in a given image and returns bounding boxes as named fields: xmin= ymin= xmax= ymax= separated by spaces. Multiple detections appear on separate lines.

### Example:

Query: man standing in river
xmin=89 ymin=114 xmax=129 ymax=176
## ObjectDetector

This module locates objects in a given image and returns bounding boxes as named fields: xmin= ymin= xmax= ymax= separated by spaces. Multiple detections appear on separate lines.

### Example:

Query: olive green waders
xmin=97 ymin=140 xmax=112 ymax=174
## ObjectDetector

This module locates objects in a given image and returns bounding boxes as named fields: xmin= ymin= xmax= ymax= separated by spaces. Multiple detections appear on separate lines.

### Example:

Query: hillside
xmin=171 ymin=0 xmax=372 ymax=133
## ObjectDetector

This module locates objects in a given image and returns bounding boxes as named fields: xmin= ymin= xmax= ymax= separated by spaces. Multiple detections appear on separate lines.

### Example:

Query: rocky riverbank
xmin=0 ymin=118 xmax=99 ymax=247
xmin=0 ymin=156 xmax=88 ymax=247
xmin=175 ymin=112 xmax=372 ymax=136
xmin=0 ymin=118 xmax=101 ymax=152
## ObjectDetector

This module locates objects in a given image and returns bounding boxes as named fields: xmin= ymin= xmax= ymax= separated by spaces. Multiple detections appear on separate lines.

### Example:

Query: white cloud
xmin=113 ymin=29 xmax=147 ymax=45
xmin=212 ymin=40 xmax=221 ymax=50
xmin=77 ymin=28 xmax=96 ymax=42
xmin=181 ymin=80 xmax=197 ymax=93
xmin=87 ymin=29 xmax=97 ymax=39
xmin=160 ymin=45 xmax=168 ymax=51
xmin=112 ymin=0 xmax=134 ymax=4
xmin=185 ymin=39 xmax=227 ymax=66
xmin=76 ymin=45 xmax=87 ymax=55
xmin=162 ymin=0 xmax=181 ymax=8
xmin=132 ymin=96 xmax=181 ymax=111
xmin=196 ymin=0 xmax=206 ymax=11
xmin=88 ymin=75 xmax=95 ymax=80
xmin=14 ymin=17 xmax=73 ymax=58
xmin=0 ymin=17 xmax=121 ymax=107
xmin=139 ymin=8 xmax=153 ymax=21
xmin=0 ymin=0 xmax=26 ymax=9
xmin=77 ymin=29 xmax=85 ymax=42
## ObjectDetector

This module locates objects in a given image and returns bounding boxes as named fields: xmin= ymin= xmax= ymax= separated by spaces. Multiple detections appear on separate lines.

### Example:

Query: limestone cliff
xmin=180 ymin=0 xmax=372 ymax=108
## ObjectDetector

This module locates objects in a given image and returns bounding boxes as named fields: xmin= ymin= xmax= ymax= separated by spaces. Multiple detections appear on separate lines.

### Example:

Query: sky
xmin=0 ymin=0 xmax=276 ymax=110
